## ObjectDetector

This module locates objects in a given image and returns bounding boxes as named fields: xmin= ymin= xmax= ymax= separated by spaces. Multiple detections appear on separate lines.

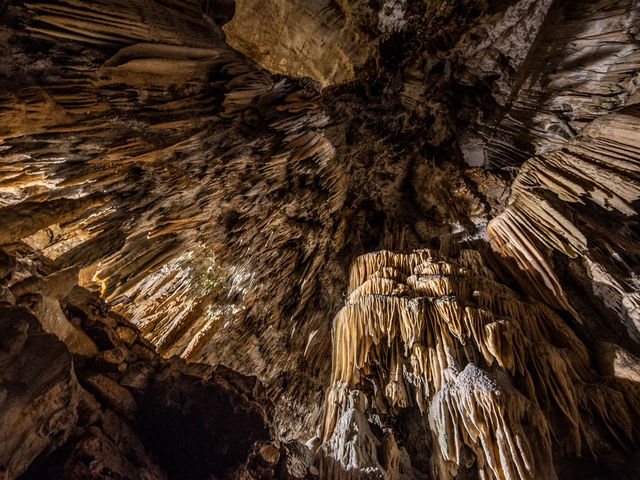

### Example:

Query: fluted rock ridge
xmin=320 ymin=249 xmax=635 ymax=480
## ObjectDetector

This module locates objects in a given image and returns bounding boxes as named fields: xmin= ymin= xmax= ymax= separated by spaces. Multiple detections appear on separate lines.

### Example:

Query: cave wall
xmin=0 ymin=245 xmax=299 ymax=480
xmin=1 ymin=0 xmax=640 ymax=479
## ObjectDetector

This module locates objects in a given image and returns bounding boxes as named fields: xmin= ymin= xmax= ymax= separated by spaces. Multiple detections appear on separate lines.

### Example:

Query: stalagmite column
xmin=322 ymin=249 xmax=634 ymax=480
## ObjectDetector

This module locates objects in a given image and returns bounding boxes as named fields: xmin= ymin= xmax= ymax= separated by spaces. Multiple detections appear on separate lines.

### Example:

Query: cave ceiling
xmin=1 ymin=1 xmax=640 ymax=479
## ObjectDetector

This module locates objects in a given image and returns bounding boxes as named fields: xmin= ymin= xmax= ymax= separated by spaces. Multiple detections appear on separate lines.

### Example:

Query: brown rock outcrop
xmin=224 ymin=0 xmax=376 ymax=86
xmin=0 ymin=246 xmax=288 ymax=480
xmin=0 ymin=304 xmax=80 ymax=479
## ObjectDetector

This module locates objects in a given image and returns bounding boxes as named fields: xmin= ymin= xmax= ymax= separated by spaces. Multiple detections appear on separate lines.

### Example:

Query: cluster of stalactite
xmin=0 ymin=0 xmax=346 ymax=353
xmin=0 ymin=0 xmax=357 ymax=438
xmin=323 ymin=249 xmax=634 ymax=480
xmin=488 ymin=107 xmax=640 ymax=339
xmin=460 ymin=0 xmax=640 ymax=168
xmin=4 ymin=1 xmax=640 ymax=464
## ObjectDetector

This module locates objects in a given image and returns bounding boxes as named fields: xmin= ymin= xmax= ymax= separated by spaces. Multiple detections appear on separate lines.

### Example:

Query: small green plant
xmin=177 ymin=252 xmax=229 ymax=299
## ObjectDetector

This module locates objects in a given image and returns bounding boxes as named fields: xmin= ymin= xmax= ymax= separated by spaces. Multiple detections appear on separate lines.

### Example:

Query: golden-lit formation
xmin=488 ymin=108 xmax=640 ymax=315
xmin=0 ymin=0 xmax=340 ymax=364
xmin=2 ymin=1 xmax=640 ymax=478
xmin=324 ymin=249 xmax=632 ymax=480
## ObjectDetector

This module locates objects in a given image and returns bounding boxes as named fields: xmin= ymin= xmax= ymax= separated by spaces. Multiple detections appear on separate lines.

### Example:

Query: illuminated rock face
xmin=1 ymin=0 xmax=640 ymax=479
xmin=0 ymin=247 xmax=278 ymax=480
xmin=321 ymin=249 xmax=634 ymax=479
xmin=223 ymin=0 xmax=375 ymax=87
xmin=488 ymin=107 xmax=640 ymax=337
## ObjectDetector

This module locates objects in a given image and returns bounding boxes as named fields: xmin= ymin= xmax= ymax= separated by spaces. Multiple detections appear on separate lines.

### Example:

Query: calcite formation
xmin=321 ymin=249 xmax=633 ymax=479
xmin=1 ymin=0 xmax=640 ymax=479
xmin=0 ymin=245 xmax=312 ymax=480
xmin=456 ymin=0 xmax=640 ymax=168
xmin=488 ymin=107 xmax=640 ymax=336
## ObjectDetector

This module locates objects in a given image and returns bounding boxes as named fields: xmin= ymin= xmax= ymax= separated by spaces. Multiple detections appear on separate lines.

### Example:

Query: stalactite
xmin=27 ymin=0 xmax=223 ymax=47
xmin=3 ymin=3 xmax=640 ymax=476
xmin=323 ymin=249 xmax=634 ymax=480
xmin=0 ymin=0 xmax=340 ymax=355
xmin=488 ymin=106 xmax=640 ymax=331
xmin=465 ymin=0 xmax=640 ymax=168
xmin=1 ymin=0 xmax=351 ymax=443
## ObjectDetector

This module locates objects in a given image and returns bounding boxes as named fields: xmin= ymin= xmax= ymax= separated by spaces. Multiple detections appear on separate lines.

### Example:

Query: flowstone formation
xmin=488 ymin=107 xmax=640 ymax=334
xmin=320 ymin=250 xmax=634 ymax=479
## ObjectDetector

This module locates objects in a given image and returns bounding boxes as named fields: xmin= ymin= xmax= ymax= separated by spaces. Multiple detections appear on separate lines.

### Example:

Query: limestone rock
xmin=0 ymin=304 xmax=80 ymax=479
xmin=0 ymin=246 xmax=275 ymax=480
xmin=318 ymin=397 xmax=385 ymax=480
xmin=276 ymin=441 xmax=314 ymax=480
xmin=488 ymin=107 xmax=640 ymax=340
xmin=223 ymin=0 xmax=375 ymax=86
xmin=30 ymin=295 xmax=99 ymax=357
xmin=323 ymin=249 xmax=634 ymax=479
xmin=82 ymin=373 xmax=137 ymax=418
xmin=1 ymin=1 xmax=640 ymax=479
xmin=596 ymin=342 xmax=640 ymax=383
xmin=62 ymin=415 xmax=167 ymax=480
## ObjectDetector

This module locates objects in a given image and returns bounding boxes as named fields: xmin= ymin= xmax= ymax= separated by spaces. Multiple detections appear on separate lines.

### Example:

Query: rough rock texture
xmin=0 ymin=246 xmax=312 ymax=480
xmin=465 ymin=0 xmax=640 ymax=168
xmin=1 ymin=0 xmax=640 ymax=479
xmin=488 ymin=106 xmax=640 ymax=333
xmin=223 ymin=0 xmax=376 ymax=86
xmin=0 ymin=304 xmax=79 ymax=480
